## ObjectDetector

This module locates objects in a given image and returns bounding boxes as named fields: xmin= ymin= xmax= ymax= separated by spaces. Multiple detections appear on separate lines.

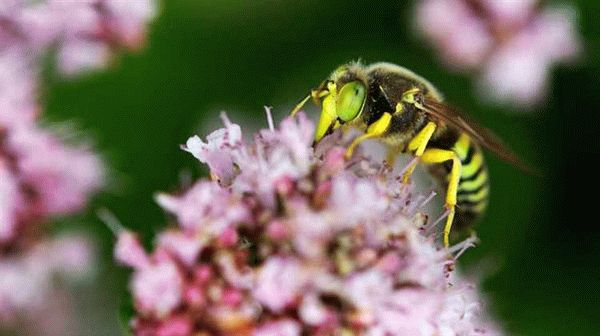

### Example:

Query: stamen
xmin=96 ymin=208 xmax=125 ymax=236
xmin=449 ymin=234 xmax=479 ymax=260
xmin=425 ymin=208 xmax=449 ymax=236
xmin=220 ymin=111 xmax=233 ymax=127
xmin=419 ymin=190 xmax=437 ymax=208
xmin=406 ymin=194 xmax=425 ymax=215
xmin=264 ymin=106 xmax=275 ymax=131
xmin=398 ymin=156 xmax=420 ymax=179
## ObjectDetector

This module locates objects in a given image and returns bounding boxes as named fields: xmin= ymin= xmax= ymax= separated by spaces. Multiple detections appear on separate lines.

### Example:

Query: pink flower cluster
xmin=0 ymin=46 xmax=103 ymax=336
xmin=1 ymin=0 xmax=156 ymax=333
xmin=0 ymin=235 xmax=94 ymax=334
xmin=415 ymin=0 xmax=581 ymax=108
xmin=117 ymin=112 xmax=502 ymax=335
xmin=0 ymin=0 xmax=157 ymax=75
xmin=0 ymin=23 xmax=105 ymax=254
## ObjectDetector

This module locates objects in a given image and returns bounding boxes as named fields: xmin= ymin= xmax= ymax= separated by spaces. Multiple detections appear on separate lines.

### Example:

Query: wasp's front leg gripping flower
xmin=117 ymin=112 xmax=503 ymax=336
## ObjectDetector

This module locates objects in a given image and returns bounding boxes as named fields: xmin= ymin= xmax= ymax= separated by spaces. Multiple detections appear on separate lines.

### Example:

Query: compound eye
xmin=336 ymin=81 xmax=366 ymax=122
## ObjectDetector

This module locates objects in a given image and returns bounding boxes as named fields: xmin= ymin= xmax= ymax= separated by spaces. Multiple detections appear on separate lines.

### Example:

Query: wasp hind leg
xmin=401 ymin=121 xmax=437 ymax=184
xmin=420 ymin=148 xmax=462 ymax=248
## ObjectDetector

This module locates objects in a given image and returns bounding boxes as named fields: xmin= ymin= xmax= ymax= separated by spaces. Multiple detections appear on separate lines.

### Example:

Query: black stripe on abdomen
xmin=452 ymin=134 xmax=489 ymax=229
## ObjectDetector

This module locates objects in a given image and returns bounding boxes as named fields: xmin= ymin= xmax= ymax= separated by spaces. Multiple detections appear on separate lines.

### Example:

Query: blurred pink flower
xmin=415 ymin=0 xmax=581 ymax=109
xmin=480 ymin=0 xmax=538 ymax=28
xmin=157 ymin=230 xmax=204 ymax=267
xmin=254 ymin=320 xmax=301 ymax=336
xmin=0 ymin=0 xmax=157 ymax=75
xmin=156 ymin=180 xmax=250 ymax=234
xmin=253 ymin=257 xmax=304 ymax=313
xmin=117 ymin=112 xmax=502 ymax=335
xmin=0 ymin=235 xmax=95 ymax=335
xmin=0 ymin=0 xmax=157 ymax=334
xmin=6 ymin=125 xmax=104 ymax=216
xmin=57 ymin=39 xmax=111 ymax=76
xmin=132 ymin=259 xmax=184 ymax=318
xmin=0 ymin=120 xmax=103 ymax=336
xmin=0 ymin=162 xmax=21 ymax=243
xmin=103 ymin=0 xmax=158 ymax=49
xmin=0 ymin=50 xmax=38 ymax=126
xmin=115 ymin=231 xmax=150 ymax=269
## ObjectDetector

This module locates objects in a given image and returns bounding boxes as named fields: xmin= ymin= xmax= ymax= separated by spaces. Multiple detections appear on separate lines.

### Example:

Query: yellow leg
xmin=345 ymin=133 xmax=376 ymax=159
xmin=290 ymin=88 xmax=330 ymax=117
xmin=401 ymin=121 xmax=437 ymax=183
xmin=290 ymin=94 xmax=311 ymax=117
xmin=345 ymin=112 xmax=392 ymax=159
xmin=420 ymin=148 xmax=462 ymax=247
xmin=315 ymin=83 xmax=339 ymax=142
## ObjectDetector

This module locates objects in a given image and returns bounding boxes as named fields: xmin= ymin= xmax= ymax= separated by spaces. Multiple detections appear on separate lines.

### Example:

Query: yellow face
xmin=313 ymin=72 xmax=368 ymax=142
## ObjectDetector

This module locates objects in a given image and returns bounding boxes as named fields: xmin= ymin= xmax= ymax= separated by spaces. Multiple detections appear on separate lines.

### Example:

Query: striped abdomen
xmin=430 ymin=132 xmax=489 ymax=229
xmin=453 ymin=133 xmax=489 ymax=228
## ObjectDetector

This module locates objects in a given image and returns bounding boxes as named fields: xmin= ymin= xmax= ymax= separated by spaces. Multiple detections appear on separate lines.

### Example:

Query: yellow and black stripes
xmin=452 ymin=133 xmax=489 ymax=228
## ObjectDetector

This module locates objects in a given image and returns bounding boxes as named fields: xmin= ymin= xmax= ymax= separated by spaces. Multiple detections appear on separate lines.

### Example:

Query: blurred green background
xmin=42 ymin=0 xmax=599 ymax=335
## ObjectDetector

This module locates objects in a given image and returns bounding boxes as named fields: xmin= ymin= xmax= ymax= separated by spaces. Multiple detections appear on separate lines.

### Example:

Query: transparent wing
xmin=423 ymin=98 xmax=536 ymax=174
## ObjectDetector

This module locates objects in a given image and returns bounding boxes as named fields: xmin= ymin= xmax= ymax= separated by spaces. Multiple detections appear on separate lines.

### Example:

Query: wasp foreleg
xmin=290 ymin=87 xmax=330 ymax=117
xmin=290 ymin=94 xmax=311 ymax=117
xmin=401 ymin=121 xmax=437 ymax=183
xmin=345 ymin=112 xmax=392 ymax=159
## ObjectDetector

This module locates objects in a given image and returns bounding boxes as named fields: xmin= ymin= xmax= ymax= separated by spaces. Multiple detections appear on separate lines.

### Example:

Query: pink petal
xmin=115 ymin=231 xmax=150 ymax=269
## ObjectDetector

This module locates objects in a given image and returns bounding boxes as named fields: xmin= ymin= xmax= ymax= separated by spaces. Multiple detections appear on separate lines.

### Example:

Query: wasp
xmin=291 ymin=62 xmax=530 ymax=247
